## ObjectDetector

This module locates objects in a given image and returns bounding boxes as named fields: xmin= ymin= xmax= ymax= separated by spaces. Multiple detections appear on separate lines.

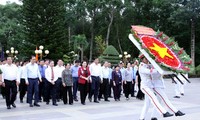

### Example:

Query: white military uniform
xmin=151 ymin=72 xmax=179 ymax=118
xmin=174 ymin=73 xmax=188 ymax=97
xmin=139 ymin=62 xmax=168 ymax=119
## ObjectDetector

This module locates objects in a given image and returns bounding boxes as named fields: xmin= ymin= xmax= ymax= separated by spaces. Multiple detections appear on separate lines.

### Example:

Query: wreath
xmin=131 ymin=25 xmax=193 ymax=73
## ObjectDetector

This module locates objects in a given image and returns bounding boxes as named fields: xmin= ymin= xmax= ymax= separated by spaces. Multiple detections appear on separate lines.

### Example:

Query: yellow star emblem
xmin=150 ymin=43 xmax=173 ymax=59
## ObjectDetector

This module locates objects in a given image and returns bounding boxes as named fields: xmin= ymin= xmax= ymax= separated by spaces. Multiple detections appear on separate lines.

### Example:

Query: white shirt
xmin=89 ymin=63 xmax=101 ymax=77
xmin=120 ymin=67 xmax=126 ymax=80
xmin=151 ymin=72 xmax=165 ymax=88
xmin=54 ymin=65 xmax=65 ymax=78
xmin=125 ymin=68 xmax=133 ymax=82
xmin=25 ymin=63 xmax=41 ymax=82
xmin=18 ymin=66 xmax=27 ymax=80
xmin=139 ymin=62 xmax=158 ymax=88
xmin=45 ymin=67 xmax=58 ymax=82
xmin=101 ymin=66 xmax=110 ymax=80
xmin=2 ymin=64 xmax=18 ymax=82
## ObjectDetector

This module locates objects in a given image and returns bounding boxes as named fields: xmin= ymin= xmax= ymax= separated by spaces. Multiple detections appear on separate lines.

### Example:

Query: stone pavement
xmin=0 ymin=78 xmax=200 ymax=120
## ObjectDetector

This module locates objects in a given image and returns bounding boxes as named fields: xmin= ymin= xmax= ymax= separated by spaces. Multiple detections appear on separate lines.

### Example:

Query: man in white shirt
xmin=45 ymin=60 xmax=58 ymax=106
xmin=1 ymin=57 xmax=19 ymax=109
xmin=99 ymin=61 xmax=110 ymax=102
xmin=150 ymin=72 xmax=185 ymax=120
xmin=18 ymin=61 xmax=28 ymax=103
xmin=174 ymin=73 xmax=188 ymax=98
xmin=54 ymin=59 xmax=65 ymax=101
xmin=139 ymin=56 xmax=173 ymax=120
xmin=25 ymin=56 xmax=41 ymax=107
xmin=89 ymin=58 xmax=101 ymax=103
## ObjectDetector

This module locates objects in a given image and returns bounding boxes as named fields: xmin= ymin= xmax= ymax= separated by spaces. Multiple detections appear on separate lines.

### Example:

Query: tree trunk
xmin=89 ymin=23 xmax=94 ymax=62
xmin=116 ymin=24 xmax=122 ymax=54
xmin=106 ymin=10 xmax=114 ymax=46
xmin=80 ymin=45 xmax=84 ymax=62
xmin=68 ymin=26 xmax=71 ymax=49
xmin=191 ymin=19 xmax=195 ymax=68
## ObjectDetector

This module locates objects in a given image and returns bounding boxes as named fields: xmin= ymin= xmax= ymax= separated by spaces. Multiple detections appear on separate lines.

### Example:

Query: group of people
xmin=0 ymin=55 xmax=187 ymax=120
xmin=0 ymin=56 xmax=143 ymax=109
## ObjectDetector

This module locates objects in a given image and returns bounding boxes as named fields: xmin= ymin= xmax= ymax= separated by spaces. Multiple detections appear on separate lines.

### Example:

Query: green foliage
xmin=22 ymin=0 xmax=67 ymax=60
xmin=1 ymin=0 xmax=200 ymax=72
xmin=71 ymin=34 xmax=88 ymax=52
xmin=100 ymin=45 xmax=120 ymax=65
xmin=196 ymin=65 xmax=200 ymax=75
xmin=95 ymin=35 xmax=106 ymax=56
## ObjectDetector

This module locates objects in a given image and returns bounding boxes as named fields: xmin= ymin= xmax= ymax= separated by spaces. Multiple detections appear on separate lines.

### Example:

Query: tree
xmin=169 ymin=0 xmax=200 ymax=68
xmin=22 ymin=0 xmax=67 ymax=60
xmin=0 ymin=3 xmax=26 ymax=60
xmin=72 ymin=34 xmax=88 ymax=61
xmin=95 ymin=35 xmax=106 ymax=56
xmin=99 ymin=45 xmax=120 ymax=66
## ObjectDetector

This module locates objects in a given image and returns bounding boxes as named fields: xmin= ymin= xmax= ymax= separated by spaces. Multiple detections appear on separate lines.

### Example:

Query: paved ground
xmin=0 ymin=78 xmax=200 ymax=120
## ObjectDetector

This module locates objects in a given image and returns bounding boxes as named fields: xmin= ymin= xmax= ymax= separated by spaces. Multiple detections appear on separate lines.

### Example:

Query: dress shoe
xmin=151 ymin=117 xmax=158 ymax=120
xmin=105 ymin=99 xmax=110 ymax=102
xmin=69 ymin=103 xmax=73 ymax=105
xmin=7 ymin=106 xmax=11 ymax=109
xmin=81 ymin=103 xmax=86 ymax=105
xmin=74 ymin=99 xmax=78 ymax=102
xmin=163 ymin=112 xmax=173 ymax=117
xmin=34 ymin=103 xmax=40 ymax=107
xmin=175 ymin=110 xmax=185 ymax=116
xmin=181 ymin=93 xmax=184 ymax=96
xmin=53 ymin=103 xmax=58 ymax=106
xmin=11 ymin=103 xmax=16 ymax=108
xmin=94 ymin=101 xmax=99 ymax=103
xmin=30 ymin=104 xmax=33 ymax=107
xmin=20 ymin=100 xmax=23 ymax=103
xmin=88 ymin=98 xmax=92 ymax=102
xmin=174 ymin=96 xmax=180 ymax=98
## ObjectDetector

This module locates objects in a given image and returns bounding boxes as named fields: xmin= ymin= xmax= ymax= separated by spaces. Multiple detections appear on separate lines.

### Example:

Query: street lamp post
xmin=119 ymin=51 xmax=131 ymax=66
xmin=35 ymin=45 xmax=49 ymax=60
xmin=6 ymin=47 xmax=18 ymax=59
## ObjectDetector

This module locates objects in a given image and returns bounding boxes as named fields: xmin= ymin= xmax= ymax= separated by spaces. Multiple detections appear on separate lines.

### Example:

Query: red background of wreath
xmin=140 ymin=35 xmax=181 ymax=69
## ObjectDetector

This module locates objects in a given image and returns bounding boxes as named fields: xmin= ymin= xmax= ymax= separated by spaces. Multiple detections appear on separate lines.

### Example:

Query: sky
xmin=0 ymin=0 xmax=22 ymax=5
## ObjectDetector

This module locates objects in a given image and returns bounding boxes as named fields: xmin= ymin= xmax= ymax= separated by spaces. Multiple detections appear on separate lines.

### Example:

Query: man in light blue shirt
xmin=25 ymin=56 xmax=41 ymax=107
xmin=38 ymin=60 xmax=47 ymax=102
xmin=71 ymin=60 xmax=80 ymax=101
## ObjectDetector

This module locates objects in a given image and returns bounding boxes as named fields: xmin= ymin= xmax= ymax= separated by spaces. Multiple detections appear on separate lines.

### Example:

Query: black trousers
xmin=39 ymin=77 xmax=46 ymax=101
xmin=79 ymin=83 xmax=88 ymax=104
xmin=45 ymin=81 xmax=56 ymax=104
xmin=4 ymin=80 xmax=17 ymax=106
xmin=99 ymin=78 xmax=109 ymax=100
xmin=27 ymin=78 xmax=39 ymax=104
xmin=108 ymin=79 xmax=113 ymax=97
xmin=55 ymin=78 xmax=63 ymax=100
xmin=89 ymin=76 xmax=100 ymax=101
xmin=63 ymin=86 xmax=73 ymax=104
xmin=0 ymin=86 xmax=5 ymax=98
xmin=113 ymin=84 xmax=121 ymax=100
xmin=19 ymin=78 xmax=27 ymax=101
xmin=131 ymin=80 xmax=135 ymax=96
xmin=124 ymin=81 xmax=132 ymax=98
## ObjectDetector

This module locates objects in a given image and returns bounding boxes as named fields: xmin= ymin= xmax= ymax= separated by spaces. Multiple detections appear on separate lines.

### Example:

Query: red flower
xmin=157 ymin=32 xmax=163 ymax=38
xmin=178 ymin=48 xmax=184 ymax=55
xmin=163 ymin=37 xmax=169 ymax=41
xmin=168 ymin=42 xmax=174 ymax=46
